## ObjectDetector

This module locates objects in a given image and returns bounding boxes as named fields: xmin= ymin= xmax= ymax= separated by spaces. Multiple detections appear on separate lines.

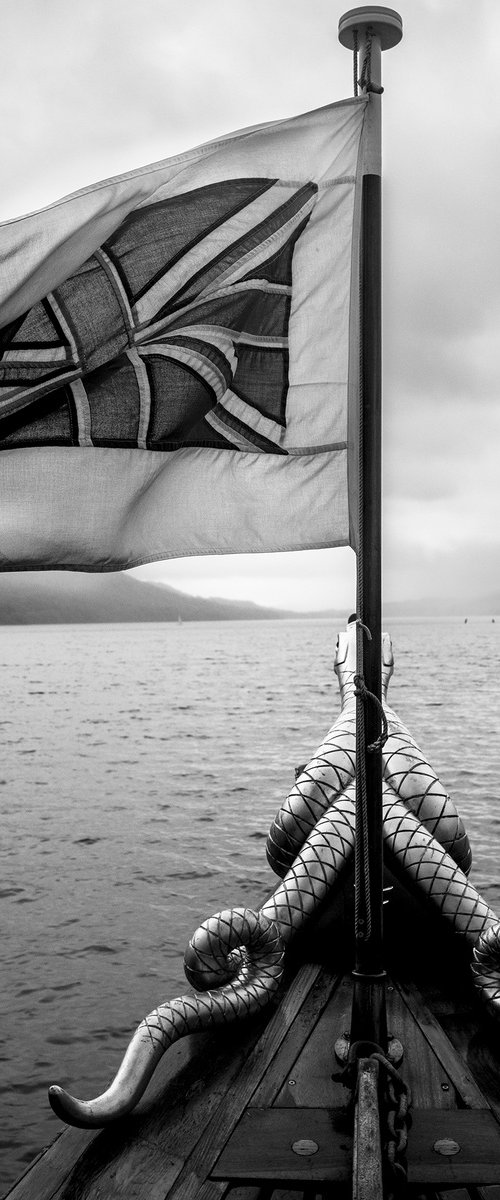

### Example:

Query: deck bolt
xmin=441 ymin=1083 xmax=449 ymax=1091
xmin=433 ymin=1138 xmax=460 ymax=1156
xmin=292 ymin=1139 xmax=319 ymax=1156
xmin=289 ymin=1079 xmax=296 ymax=1086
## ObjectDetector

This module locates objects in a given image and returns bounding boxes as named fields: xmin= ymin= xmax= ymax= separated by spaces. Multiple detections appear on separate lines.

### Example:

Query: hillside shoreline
xmin=0 ymin=572 xmax=498 ymax=624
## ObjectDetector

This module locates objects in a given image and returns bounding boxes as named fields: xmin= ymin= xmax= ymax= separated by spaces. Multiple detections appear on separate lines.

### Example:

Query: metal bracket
xmin=334 ymin=1032 xmax=404 ymax=1067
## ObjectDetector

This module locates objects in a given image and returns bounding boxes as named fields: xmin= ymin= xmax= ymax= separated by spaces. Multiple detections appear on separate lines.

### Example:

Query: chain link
xmin=371 ymin=1051 xmax=412 ymax=1195
xmin=332 ymin=1042 xmax=411 ymax=1194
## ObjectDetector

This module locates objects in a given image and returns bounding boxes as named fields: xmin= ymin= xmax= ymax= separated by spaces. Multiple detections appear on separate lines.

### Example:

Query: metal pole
xmin=357 ymin=141 xmax=383 ymax=985
xmin=338 ymin=7 xmax=402 ymax=1046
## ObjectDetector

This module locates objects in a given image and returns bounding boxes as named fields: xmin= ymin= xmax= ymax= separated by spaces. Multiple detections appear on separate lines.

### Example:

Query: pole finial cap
xmin=338 ymin=6 xmax=403 ymax=51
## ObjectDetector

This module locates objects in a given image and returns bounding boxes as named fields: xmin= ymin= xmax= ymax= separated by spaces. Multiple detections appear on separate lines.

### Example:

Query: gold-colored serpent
xmin=48 ymin=623 xmax=500 ymax=1128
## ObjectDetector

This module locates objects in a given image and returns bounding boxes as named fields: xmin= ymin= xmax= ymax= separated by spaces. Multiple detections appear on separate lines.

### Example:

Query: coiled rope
xmin=358 ymin=28 xmax=384 ymax=95
xmin=354 ymin=674 xmax=389 ymax=755
xmin=353 ymin=28 xmax=359 ymax=97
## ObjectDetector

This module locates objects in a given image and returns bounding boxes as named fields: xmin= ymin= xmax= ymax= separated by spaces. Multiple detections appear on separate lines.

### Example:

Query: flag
xmin=0 ymin=99 xmax=366 ymax=572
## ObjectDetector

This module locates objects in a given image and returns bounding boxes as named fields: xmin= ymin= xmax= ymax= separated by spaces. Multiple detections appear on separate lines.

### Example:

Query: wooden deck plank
xmin=406 ymin=1110 xmax=500 ymax=1186
xmin=211 ymin=1108 xmax=351 ymax=1182
xmin=159 ymin=964 xmax=326 ymax=1200
xmin=385 ymin=980 xmax=461 ymax=1109
xmin=439 ymin=1009 xmax=500 ymax=1122
xmin=212 ymin=1107 xmax=500 ymax=1187
xmin=206 ymin=1184 xmax=341 ymax=1199
xmin=251 ymin=969 xmax=345 ymax=1109
xmin=437 ymin=1191 xmax=474 ymax=1200
xmin=213 ymin=1188 xmax=270 ymax=1200
xmin=268 ymin=972 xmax=351 ymax=1110
xmin=193 ymin=1184 xmax=350 ymax=1200
xmin=392 ymin=978 xmax=493 ymax=1111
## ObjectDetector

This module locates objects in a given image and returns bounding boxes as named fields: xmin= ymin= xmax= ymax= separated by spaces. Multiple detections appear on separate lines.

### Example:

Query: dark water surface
xmin=1 ymin=617 xmax=500 ymax=1192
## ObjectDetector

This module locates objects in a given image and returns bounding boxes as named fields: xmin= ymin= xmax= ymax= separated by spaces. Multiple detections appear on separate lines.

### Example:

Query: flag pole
xmin=338 ymin=8 xmax=403 ymax=1051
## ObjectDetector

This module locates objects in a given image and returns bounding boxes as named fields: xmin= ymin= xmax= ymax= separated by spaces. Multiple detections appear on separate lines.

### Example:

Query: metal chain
xmin=332 ymin=1046 xmax=411 ymax=1194
xmin=371 ymin=1052 xmax=412 ymax=1195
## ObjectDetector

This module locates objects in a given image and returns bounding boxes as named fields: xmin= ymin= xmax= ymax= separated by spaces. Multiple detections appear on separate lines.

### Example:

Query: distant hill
xmin=0 ymin=571 xmax=497 ymax=625
xmin=0 ymin=572 xmax=309 ymax=624
xmin=381 ymin=594 xmax=500 ymax=619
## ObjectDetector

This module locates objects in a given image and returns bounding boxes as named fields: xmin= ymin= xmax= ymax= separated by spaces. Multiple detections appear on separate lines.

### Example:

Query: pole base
xmin=334 ymin=1032 xmax=404 ymax=1066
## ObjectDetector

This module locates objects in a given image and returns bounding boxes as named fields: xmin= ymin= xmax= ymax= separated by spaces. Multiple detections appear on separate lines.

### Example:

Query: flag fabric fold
xmin=0 ymin=98 xmax=366 ymax=572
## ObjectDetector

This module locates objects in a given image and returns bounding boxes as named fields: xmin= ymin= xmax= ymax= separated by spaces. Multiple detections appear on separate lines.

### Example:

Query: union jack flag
xmin=0 ymin=178 xmax=316 ymax=455
xmin=0 ymin=99 xmax=366 ymax=571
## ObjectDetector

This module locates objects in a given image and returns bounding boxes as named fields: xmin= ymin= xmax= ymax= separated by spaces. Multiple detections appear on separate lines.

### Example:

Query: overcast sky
xmin=2 ymin=0 xmax=498 ymax=611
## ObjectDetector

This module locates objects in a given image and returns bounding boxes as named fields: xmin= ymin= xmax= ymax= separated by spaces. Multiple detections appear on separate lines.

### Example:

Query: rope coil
xmin=358 ymin=28 xmax=384 ymax=94
xmin=353 ymin=28 xmax=359 ymax=97
xmin=354 ymin=674 xmax=389 ymax=752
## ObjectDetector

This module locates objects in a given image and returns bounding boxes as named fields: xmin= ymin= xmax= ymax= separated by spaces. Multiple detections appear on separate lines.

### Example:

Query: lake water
xmin=1 ymin=616 xmax=500 ymax=1193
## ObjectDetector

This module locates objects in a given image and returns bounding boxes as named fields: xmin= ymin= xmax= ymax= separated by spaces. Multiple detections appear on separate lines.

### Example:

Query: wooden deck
xmin=6 ymin=883 xmax=500 ymax=1200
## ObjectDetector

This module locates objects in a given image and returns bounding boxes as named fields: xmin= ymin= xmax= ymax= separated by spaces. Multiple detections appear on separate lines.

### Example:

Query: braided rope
xmin=353 ymin=28 xmax=359 ymax=97
xmin=358 ymin=27 xmax=384 ymax=95
xmin=358 ymin=28 xmax=372 ymax=92
xmin=354 ymin=673 xmax=389 ymax=752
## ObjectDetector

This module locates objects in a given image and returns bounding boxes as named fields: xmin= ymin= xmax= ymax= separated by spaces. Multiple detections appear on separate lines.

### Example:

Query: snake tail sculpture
xmin=49 ymin=908 xmax=284 ymax=1128
xmin=49 ymin=790 xmax=358 ymax=1128
xmin=48 ymin=623 xmax=500 ymax=1127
